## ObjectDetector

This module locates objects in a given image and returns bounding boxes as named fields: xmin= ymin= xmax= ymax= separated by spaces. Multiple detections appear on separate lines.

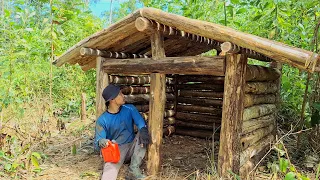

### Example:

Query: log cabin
xmin=53 ymin=7 xmax=320 ymax=178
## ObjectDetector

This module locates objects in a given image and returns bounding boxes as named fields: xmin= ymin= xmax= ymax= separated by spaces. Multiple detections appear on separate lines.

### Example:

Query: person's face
xmin=112 ymin=91 xmax=125 ymax=105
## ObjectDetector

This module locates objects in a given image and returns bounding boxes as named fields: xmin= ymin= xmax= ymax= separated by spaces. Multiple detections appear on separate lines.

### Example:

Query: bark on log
xmin=175 ymin=127 xmax=220 ymax=139
xmin=175 ymin=119 xmax=216 ymax=130
xmin=175 ymin=112 xmax=221 ymax=123
xmin=179 ymin=90 xmax=224 ymax=99
xmin=125 ymin=93 xmax=174 ymax=103
xmin=121 ymin=86 xmax=173 ymax=95
xmin=245 ymin=82 xmax=278 ymax=94
xmin=140 ymin=110 xmax=175 ymax=120
xmin=109 ymin=75 xmax=174 ymax=85
xmin=242 ymin=114 xmax=276 ymax=134
xmin=176 ymin=105 xmax=222 ymax=115
xmin=241 ymin=125 xmax=274 ymax=150
xmin=96 ymin=57 xmax=109 ymax=118
xmin=218 ymin=53 xmax=247 ymax=177
xmin=140 ymin=8 xmax=320 ymax=72
xmin=177 ymin=75 xmax=225 ymax=84
xmin=244 ymin=94 xmax=276 ymax=107
xmin=177 ymin=97 xmax=223 ymax=107
xmin=80 ymin=47 xmax=149 ymax=59
xmin=243 ymin=104 xmax=276 ymax=121
xmin=177 ymin=83 xmax=224 ymax=91
xmin=246 ymin=65 xmax=280 ymax=82
xmin=240 ymin=134 xmax=274 ymax=166
xmin=102 ymin=56 xmax=225 ymax=76
xmin=147 ymin=29 xmax=166 ymax=176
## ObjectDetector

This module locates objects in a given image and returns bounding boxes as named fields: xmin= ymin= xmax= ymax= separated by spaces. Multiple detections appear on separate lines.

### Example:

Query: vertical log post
xmin=96 ymin=57 xmax=109 ymax=118
xmin=147 ymin=30 xmax=166 ymax=175
xmin=218 ymin=53 xmax=247 ymax=178
xmin=81 ymin=93 xmax=87 ymax=121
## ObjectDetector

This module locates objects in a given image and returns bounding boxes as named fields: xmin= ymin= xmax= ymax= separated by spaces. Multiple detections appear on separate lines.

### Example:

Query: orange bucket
xmin=101 ymin=141 xmax=120 ymax=163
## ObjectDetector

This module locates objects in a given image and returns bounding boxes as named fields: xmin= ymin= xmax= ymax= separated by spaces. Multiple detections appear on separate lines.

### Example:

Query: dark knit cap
xmin=102 ymin=84 xmax=120 ymax=102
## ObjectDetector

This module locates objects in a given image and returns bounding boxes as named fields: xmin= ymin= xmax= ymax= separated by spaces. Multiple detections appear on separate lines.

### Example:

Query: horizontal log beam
xmin=246 ymin=65 xmax=281 ymax=82
xmin=176 ymin=105 xmax=222 ymax=115
xmin=221 ymin=42 xmax=272 ymax=62
xmin=175 ymin=112 xmax=221 ymax=123
xmin=175 ymin=127 xmax=220 ymax=139
xmin=135 ymin=103 xmax=174 ymax=112
xmin=121 ymin=86 xmax=173 ymax=95
xmin=177 ymin=75 xmax=225 ymax=84
xmin=243 ymin=104 xmax=276 ymax=121
xmin=80 ymin=47 xmax=149 ymax=59
xmin=242 ymin=114 xmax=276 ymax=134
xmin=241 ymin=125 xmax=274 ymax=150
xmin=102 ymin=56 xmax=225 ymax=76
xmin=179 ymin=90 xmax=224 ymax=98
xmin=175 ymin=119 xmax=216 ymax=130
xmin=178 ymin=97 xmax=223 ymax=107
xmin=244 ymin=94 xmax=277 ymax=107
xmin=109 ymin=75 xmax=174 ymax=85
xmin=245 ymin=82 xmax=278 ymax=94
xmin=163 ymin=125 xmax=175 ymax=136
xmin=140 ymin=8 xmax=320 ymax=72
xmin=177 ymin=83 xmax=224 ymax=91
xmin=125 ymin=93 xmax=174 ymax=103
xmin=240 ymin=134 xmax=274 ymax=166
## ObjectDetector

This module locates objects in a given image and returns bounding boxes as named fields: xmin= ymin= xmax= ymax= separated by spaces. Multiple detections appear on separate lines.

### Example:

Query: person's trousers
xmin=101 ymin=133 xmax=146 ymax=180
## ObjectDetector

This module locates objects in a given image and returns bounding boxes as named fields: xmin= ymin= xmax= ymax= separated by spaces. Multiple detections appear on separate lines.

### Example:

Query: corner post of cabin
xmin=137 ymin=18 xmax=166 ymax=175
xmin=96 ymin=56 xmax=109 ymax=119
xmin=218 ymin=51 xmax=247 ymax=178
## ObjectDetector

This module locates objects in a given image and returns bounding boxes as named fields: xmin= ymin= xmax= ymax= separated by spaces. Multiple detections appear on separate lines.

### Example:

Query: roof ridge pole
xmin=137 ymin=17 xmax=167 ymax=176
xmin=218 ymin=53 xmax=247 ymax=178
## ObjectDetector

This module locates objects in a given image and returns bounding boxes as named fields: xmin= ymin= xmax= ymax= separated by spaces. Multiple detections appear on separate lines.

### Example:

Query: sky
xmin=89 ymin=0 xmax=127 ymax=18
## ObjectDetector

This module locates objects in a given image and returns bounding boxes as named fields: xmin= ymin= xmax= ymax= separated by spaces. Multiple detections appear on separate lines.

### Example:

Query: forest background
xmin=0 ymin=0 xmax=320 ymax=179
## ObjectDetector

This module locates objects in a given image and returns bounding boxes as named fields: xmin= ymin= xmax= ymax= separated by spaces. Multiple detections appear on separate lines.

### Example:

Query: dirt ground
xmin=30 ymin=119 xmax=218 ymax=180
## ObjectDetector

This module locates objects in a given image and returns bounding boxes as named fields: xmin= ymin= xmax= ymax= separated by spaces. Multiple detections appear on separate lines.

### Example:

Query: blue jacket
xmin=94 ymin=104 xmax=146 ymax=150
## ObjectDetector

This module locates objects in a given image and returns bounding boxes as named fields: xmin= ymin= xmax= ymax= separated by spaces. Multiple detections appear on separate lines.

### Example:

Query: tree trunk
xmin=81 ymin=93 xmax=86 ymax=121
xmin=147 ymin=29 xmax=166 ymax=176
xmin=96 ymin=57 xmax=109 ymax=118
xmin=218 ymin=53 xmax=247 ymax=177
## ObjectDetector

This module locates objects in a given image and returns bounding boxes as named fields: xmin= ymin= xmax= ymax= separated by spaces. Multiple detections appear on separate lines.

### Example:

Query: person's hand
xmin=139 ymin=127 xmax=150 ymax=147
xmin=98 ymin=139 xmax=110 ymax=148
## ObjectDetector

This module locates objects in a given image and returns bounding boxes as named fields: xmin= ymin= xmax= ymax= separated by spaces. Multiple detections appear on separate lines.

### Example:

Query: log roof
xmin=54 ymin=7 xmax=320 ymax=72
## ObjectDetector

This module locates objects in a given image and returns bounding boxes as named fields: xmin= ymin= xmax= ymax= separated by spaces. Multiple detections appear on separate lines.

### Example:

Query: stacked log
xmin=109 ymin=74 xmax=176 ymax=136
xmin=240 ymin=65 xmax=280 ymax=177
xmin=174 ymin=75 xmax=223 ymax=139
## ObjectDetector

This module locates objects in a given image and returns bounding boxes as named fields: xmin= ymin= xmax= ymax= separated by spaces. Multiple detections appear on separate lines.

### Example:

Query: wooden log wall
xmin=109 ymin=74 xmax=176 ymax=136
xmin=240 ymin=65 xmax=280 ymax=177
xmin=174 ymin=75 xmax=224 ymax=139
